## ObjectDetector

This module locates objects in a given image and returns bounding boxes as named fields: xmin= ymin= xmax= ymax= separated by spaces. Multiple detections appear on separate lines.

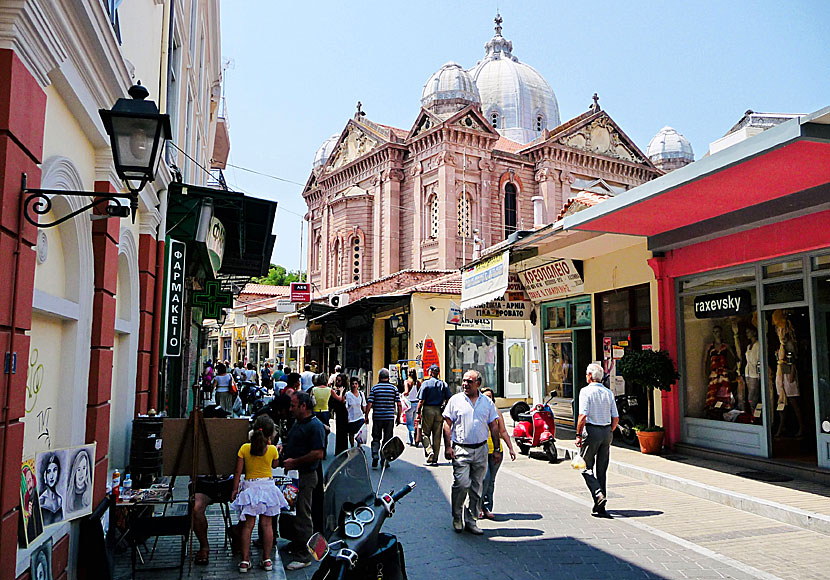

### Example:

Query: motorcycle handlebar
xmin=392 ymin=481 xmax=416 ymax=502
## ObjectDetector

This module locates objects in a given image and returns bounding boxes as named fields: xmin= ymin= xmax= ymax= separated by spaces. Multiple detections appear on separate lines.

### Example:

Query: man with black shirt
xmin=279 ymin=390 xmax=325 ymax=571
xmin=365 ymin=368 xmax=402 ymax=469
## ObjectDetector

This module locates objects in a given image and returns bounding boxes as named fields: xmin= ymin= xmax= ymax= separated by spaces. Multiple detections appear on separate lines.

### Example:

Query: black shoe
xmin=592 ymin=508 xmax=613 ymax=519
xmin=593 ymin=492 xmax=607 ymax=512
xmin=372 ymin=457 xmax=378 ymax=469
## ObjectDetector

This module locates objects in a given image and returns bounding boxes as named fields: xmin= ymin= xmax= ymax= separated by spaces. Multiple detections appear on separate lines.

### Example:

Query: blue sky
xmin=220 ymin=0 xmax=830 ymax=272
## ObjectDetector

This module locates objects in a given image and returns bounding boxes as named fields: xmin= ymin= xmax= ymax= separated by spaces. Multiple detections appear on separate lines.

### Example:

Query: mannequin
xmin=458 ymin=339 xmax=477 ymax=368
xmin=704 ymin=325 xmax=736 ymax=413
xmin=744 ymin=327 xmax=761 ymax=413
xmin=772 ymin=310 xmax=805 ymax=437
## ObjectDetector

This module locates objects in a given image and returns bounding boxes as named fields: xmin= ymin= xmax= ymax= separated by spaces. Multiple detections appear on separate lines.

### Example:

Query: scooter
xmin=509 ymin=390 xmax=558 ymax=462
xmin=307 ymin=437 xmax=415 ymax=580
xmin=615 ymin=393 xmax=645 ymax=446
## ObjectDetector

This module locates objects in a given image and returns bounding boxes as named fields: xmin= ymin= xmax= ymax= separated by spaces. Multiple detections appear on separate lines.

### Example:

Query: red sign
xmin=290 ymin=282 xmax=310 ymax=302
xmin=421 ymin=336 xmax=440 ymax=371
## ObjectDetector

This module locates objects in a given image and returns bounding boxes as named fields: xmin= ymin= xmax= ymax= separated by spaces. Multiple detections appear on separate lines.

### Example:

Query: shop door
xmin=544 ymin=332 xmax=575 ymax=427
xmin=813 ymin=274 xmax=830 ymax=468
xmin=504 ymin=339 xmax=528 ymax=398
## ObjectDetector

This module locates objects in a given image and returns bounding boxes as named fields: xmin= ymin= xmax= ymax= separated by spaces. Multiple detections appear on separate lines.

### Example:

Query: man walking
xmin=576 ymin=363 xmax=619 ymax=518
xmin=365 ymin=368 xmax=402 ymax=469
xmin=443 ymin=370 xmax=500 ymax=535
xmin=279 ymin=391 xmax=325 ymax=571
xmin=417 ymin=364 xmax=451 ymax=465
xmin=300 ymin=363 xmax=315 ymax=392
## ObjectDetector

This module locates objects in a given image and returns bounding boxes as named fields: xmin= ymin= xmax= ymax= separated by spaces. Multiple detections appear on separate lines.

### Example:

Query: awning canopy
xmin=309 ymin=295 xmax=409 ymax=325
xmin=562 ymin=107 xmax=830 ymax=251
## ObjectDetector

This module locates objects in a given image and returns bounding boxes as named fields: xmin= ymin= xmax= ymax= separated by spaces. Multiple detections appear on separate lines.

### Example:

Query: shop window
xmin=681 ymin=268 xmax=755 ymax=292
xmin=811 ymin=253 xmax=830 ymax=271
xmin=596 ymin=285 xmax=652 ymax=395
xmin=763 ymin=259 xmax=804 ymax=279
xmin=680 ymin=283 xmax=760 ymax=424
xmin=812 ymin=276 xmax=830 ymax=435
xmin=763 ymin=279 xmax=805 ymax=304
xmin=504 ymin=183 xmax=517 ymax=235
xmin=445 ymin=331 xmax=503 ymax=396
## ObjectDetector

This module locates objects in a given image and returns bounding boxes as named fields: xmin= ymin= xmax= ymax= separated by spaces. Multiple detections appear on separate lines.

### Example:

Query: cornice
xmin=0 ymin=0 xmax=66 ymax=87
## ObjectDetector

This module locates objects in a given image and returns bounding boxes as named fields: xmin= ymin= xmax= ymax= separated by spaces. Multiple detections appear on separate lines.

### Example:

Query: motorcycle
xmin=615 ymin=393 xmax=645 ymax=446
xmin=509 ymin=390 xmax=558 ymax=462
xmin=238 ymin=380 xmax=268 ymax=415
xmin=307 ymin=437 xmax=415 ymax=580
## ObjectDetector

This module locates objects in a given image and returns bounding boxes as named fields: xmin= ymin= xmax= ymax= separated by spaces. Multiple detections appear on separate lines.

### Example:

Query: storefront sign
xmin=290 ymin=282 xmax=311 ymax=302
xmin=461 ymin=250 xmax=510 ymax=310
xmin=693 ymin=289 xmax=751 ymax=319
xmin=519 ymin=259 xmax=584 ymax=302
xmin=467 ymin=274 xmax=531 ymax=319
xmin=457 ymin=317 xmax=493 ymax=330
xmin=207 ymin=217 xmax=226 ymax=274
xmin=447 ymin=302 xmax=462 ymax=325
xmin=164 ymin=239 xmax=186 ymax=357
xmin=276 ymin=299 xmax=296 ymax=313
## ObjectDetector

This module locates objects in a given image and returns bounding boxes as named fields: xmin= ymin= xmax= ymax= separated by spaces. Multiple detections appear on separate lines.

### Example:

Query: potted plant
xmin=616 ymin=349 xmax=679 ymax=454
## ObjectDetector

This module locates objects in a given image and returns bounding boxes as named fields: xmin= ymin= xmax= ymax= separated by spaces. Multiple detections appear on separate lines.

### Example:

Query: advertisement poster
xmin=421 ymin=336 xmax=440 ymax=371
xmin=460 ymin=250 xmax=509 ymax=310
xmin=466 ymin=274 xmax=532 ymax=320
xmin=518 ymin=259 xmax=584 ymax=302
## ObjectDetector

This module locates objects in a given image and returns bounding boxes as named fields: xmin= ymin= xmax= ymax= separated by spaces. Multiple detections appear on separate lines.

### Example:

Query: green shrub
xmin=617 ymin=350 xmax=679 ymax=429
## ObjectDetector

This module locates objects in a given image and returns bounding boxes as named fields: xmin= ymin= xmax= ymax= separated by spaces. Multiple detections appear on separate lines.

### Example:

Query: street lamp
xmin=22 ymin=82 xmax=171 ymax=228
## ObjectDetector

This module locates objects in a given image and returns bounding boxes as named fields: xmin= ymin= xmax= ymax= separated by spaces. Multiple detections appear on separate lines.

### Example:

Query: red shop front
xmin=563 ymin=107 xmax=830 ymax=468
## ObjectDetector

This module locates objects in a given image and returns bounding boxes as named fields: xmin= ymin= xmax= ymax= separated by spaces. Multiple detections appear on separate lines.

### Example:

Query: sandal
xmin=260 ymin=559 xmax=273 ymax=571
xmin=238 ymin=560 xmax=251 ymax=573
xmin=194 ymin=549 xmax=209 ymax=566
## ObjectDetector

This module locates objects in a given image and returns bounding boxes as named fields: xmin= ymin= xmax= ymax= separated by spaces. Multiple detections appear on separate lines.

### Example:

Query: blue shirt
xmin=578 ymin=382 xmax=619 ymax=426
xmin=419 ymin=377 xmax=451 ymax=406
xmin=443 ymin=392 xmax=498 ymax=445
xmin=368 ymin=382 xmax=400 ymax=420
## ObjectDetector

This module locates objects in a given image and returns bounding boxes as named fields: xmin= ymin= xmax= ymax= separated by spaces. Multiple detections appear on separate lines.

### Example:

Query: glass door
xmin=544 ymin=331 xmax=574 ymax=426
xmin=813 ymin=272 xmax=830 ymax=467
xmin=504 ymin=339 xmax=528 ymax=398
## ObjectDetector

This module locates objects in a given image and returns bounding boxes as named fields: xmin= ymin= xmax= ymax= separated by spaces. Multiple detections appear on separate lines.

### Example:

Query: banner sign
xmin=447 ymin=301 xmax=462 ymax=325
xmin=693 ymin=289 xmax=752 ymax=319
xmin=290 ymin=282 xmax=311 ymax=302
xmin=461 ymin=250 xmax=510 ymax=310
xmin=421 ymin=336 xmax=440 ymax=371
xmin=206 ymin=216 xmax=226 ymax=275
xmin=518 ymin=259 xmax=584 ymax=302
xmin=466 ymin=274 xmax=532 ymax=319
xmin=164 ymin=239 xmax=186 ymax=357
xmin=276 ymin=299 xmax=297 ymax=313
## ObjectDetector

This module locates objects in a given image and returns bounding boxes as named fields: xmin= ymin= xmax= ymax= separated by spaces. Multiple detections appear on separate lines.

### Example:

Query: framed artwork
xmin=19 ymin=458 xmax=44 ymax=547
xmin=35 ymin=443 xmax=95 ymax=527
xmin=30 ymin=537 xmax=53 ymax=580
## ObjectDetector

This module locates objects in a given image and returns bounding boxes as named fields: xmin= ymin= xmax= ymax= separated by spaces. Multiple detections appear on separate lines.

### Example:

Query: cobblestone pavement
xmin=115 ymin=424 xmax=828 ymax=580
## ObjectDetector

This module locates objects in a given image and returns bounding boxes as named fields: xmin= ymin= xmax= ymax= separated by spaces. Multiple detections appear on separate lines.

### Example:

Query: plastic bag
xmin=356 ymin=423 xmax=368 ymax=445
xmin=571 ymin=452 xmax=586 ymax=470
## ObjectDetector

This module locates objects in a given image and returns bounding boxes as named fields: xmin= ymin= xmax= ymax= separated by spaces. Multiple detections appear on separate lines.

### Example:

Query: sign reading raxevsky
xmin=693 ymin=289 xmax=751 ymax=319
xmin=467 ymin=274 xmax=532 ymax=320
xmin=518 ymin=258 xmax=584 ymax=302
xmin=164 ymin=239 xmax=186 ymax=357
xmin=461 ymin=250 xmax=510 ymax=310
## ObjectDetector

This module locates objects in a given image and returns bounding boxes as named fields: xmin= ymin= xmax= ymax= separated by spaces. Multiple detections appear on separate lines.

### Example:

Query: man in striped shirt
xmin=365 ymin=368 xmax=402 ymax=469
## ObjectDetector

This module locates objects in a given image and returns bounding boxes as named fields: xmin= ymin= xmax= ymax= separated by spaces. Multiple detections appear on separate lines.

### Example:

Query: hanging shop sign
xmin=461 ymin=250 xmax=510 ymax=310
xmin=447 ymin=301 xmax=462 ymax=325
xmin=518 ymin=259 xmax=584 ymax=302
xmin=466 ymin=274 xmax=532 ymax=319
xmin=290 ymin=282 xmax=311 ymax=302
xmin=421 ymin=335 xmax=440 ymax=370
xmin=206 ymin=216 xmax=226 ymax=274
xmin=276 ymin=299 xmax=297 ymax=313
xmin=693 ymin=289 xmax=752 ymax=319
xmin=192 ymin=280 xmax=233 ymax=319
xmin=164 ymin=239 xmax=186 ymax=357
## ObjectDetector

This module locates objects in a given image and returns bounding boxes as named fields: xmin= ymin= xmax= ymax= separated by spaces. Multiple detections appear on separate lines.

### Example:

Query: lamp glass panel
xmin=111 ymin=115 xmax=159 ymax=174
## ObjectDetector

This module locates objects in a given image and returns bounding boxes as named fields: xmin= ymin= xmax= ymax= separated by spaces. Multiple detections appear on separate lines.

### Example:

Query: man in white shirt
xmin=300 ymin=364 xmax=315 ymax=392
xmin=576 ymin=362 xmax=619 ymax=518
xmin=442 ymin=370 xmax=500 ymax=535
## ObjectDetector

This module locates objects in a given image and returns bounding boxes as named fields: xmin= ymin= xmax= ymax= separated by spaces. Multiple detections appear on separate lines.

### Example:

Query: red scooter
xmin=510 ymin=390 xmax=558 ymax=462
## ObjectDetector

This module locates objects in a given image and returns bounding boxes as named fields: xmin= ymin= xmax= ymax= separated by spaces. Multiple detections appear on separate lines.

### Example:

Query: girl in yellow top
xmin=231 ymin=415 xmax=288 ymax=573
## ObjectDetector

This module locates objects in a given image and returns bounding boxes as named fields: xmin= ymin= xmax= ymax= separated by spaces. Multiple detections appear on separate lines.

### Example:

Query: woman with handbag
xmin=403 ymin=369 xmax=421 ymax=446
xmin=346 ymin=377 xmax=367 ymax=447
xmin=213 ymin=362 xmax=236 ymax=411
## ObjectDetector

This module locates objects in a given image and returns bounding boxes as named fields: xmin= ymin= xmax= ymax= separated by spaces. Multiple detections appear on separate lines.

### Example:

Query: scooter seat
xmin=518 ymin=411 xmax=534 ymax=422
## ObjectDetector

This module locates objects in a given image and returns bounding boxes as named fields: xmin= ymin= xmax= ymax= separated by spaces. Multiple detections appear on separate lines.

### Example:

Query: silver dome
xmin=646 ymin=126 xmax=694 ymax=163
xmin=468 ymin=15 xmax=560 ymax=145
xmin=313 ymin=134 xmax=339 ymax=170
xmin=421 ymin=62 xmax=481 ymax=114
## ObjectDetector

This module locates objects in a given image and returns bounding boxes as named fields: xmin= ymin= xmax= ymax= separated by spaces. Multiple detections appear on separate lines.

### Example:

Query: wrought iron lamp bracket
xmin=21 ymin=173 xmax=139 ymax=229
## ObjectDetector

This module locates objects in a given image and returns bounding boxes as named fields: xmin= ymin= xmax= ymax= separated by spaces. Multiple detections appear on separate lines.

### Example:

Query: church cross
xmin=494 ymin=13 xmax=503 ymax=36
xmin=192 ymin=280 xmax=233 ymax=319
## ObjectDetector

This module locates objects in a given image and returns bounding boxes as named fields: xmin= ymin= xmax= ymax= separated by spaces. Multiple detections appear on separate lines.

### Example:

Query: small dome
xmin=421 ymin=62 xmax=481 ymax=114
xmin=312 ymin=134 xmax=339 ymax=170
xmin=647 ymin=126 xmax=694 ymax=171
xmin=468 ymin=14 xmax=560 ymax=145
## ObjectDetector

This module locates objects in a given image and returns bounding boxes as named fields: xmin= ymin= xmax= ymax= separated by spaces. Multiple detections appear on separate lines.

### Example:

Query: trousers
xmin=421 ymin=405 xmax=444 ymax=461
xmin=371 ymin=419 xmax=395 ymax=459
xmin=450 ymin=443 xmax=489 ymax=523
xmin=481 ymin=452 xmax=503 ymax=512
xmin=294 ymin=470 xmax=318 ymax=562
xmin=579 ymin=423 xmax=613 ymax=501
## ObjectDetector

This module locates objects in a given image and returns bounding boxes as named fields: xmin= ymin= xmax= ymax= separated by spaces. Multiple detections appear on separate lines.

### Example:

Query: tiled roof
xmin=377 ymin=123 xmax=409 ymax=141
xmin=402 ymin=272 xmax=462 ymax=295
xmin=493 ymin=136 xmax=525 ymax=153
xmin=239 ymin=284 xmax=292 ymax=297
xmin=557 ymin=190 xmax=612 ymax=221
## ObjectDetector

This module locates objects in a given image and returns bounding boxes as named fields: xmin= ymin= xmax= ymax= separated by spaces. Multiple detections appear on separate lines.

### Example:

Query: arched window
xmin=490 ymin=111 xmax=500 ymax=129
xmin=312 ymin=233 xmax=321 ymax=271
xmin=331 ymin=239 xmax=342 ymax=287
xmin=535 ymin=114 xmax=545 ymax=132
xmin=428 ymin=194 xmax=440 ymax=238
xmin=351 ymin=236 xmax=362 ymax=283
xmin=457 ymin=194 xmax=471 ymax=238
xmin=504 ymin=182 xmax=517 ymax=235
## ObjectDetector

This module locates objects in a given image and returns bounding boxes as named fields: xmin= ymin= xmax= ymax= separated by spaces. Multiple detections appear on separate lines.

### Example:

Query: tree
xmin=616 ymin=349 xmax=679 ymax=430
xmin=254 ymin=264 xmax=306 ymax=286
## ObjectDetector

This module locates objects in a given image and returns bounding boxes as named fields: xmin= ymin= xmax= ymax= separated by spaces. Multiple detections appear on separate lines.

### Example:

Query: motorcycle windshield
xmin=322 ymin=448 xmax=374 ymax=537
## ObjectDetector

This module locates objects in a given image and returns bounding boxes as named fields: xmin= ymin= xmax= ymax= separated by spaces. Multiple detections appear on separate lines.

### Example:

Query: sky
xmin=219 ymin=0 xmax=830 ymax=272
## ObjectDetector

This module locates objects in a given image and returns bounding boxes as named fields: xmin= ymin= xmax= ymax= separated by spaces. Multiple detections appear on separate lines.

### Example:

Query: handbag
xmin=356 ymin=423 xmax=368 ymax=445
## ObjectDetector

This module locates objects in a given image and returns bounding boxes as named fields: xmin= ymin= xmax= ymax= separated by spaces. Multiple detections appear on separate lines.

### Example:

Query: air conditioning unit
xmin=328 ymin=293 xmax=350 ymax=308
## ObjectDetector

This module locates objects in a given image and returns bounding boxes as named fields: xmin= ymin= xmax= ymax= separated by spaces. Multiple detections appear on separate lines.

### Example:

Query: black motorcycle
xmin=238 ymin=380 xmax=268 ymax=414
xmin=615 ymin=393 xmax=646 ymax=446
xmin=307 ymin=437 xmax=415 ymax=580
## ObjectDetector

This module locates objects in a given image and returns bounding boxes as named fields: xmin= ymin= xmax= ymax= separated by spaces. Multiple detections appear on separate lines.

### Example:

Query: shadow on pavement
xmin=493 ymin=512 xmax=543 ymax=521
xmin=609 ymin=509 xmax=664 ymax=518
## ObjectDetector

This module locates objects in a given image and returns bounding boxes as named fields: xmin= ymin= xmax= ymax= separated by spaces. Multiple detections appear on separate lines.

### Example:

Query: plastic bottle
xmin=111 ymin=469 xmax=121 ymax=501
xmin=123 ymin=473 xmax=132 ymax=495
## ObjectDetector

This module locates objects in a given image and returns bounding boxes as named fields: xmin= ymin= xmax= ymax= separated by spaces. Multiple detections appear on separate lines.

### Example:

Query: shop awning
xmin=167 ymin=182 xmax=277 ymax=279
xmin=562 ymin=107 xmax=830 ymax=251
xmin=309 ymin=295 xmax=409 ymax=324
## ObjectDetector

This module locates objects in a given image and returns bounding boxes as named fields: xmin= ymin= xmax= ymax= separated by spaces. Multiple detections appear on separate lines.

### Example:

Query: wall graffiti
xmin=26 ymin=348 xmax=45 ymax=414
xmin=37 ymin=407 xmax=52 ymax=448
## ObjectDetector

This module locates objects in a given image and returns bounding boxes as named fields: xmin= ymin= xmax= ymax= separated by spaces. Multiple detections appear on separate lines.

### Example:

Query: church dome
xmin=312 ymin=134 xmax=339 ymax=171
xmin=646 ymin=126 xmax=694 ymax=171
xmin=421 ymin=62 xmax=481 ymax=114
xmin=468 ymin=15 xmax=560 ymax=145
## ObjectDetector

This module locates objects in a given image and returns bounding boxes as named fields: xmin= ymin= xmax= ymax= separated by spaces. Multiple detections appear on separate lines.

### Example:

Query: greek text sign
xmin=693 ymin=289 xmax=751 ymax=319
xmin=164 ymin=240 xmax=186 ymax=357
xmin=518 ymin=259 xmax=584 ymax=302
xmin=461 ymin=250 xmax=510 ymax=310
xmin=467 ymin=274 xmax=532 ymax=319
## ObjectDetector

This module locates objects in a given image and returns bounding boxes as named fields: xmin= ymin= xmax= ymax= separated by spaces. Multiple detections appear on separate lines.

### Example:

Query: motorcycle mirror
xmin=381 ymin=436 xmax=405 ymax=463
xmin=307 ymin=532 xmax=329 ymax=561
xmin=549 ymin=390 xmax=558 ymax=398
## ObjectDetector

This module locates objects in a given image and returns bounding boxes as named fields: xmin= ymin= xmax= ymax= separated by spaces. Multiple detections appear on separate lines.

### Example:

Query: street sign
xmin=290 ymin=282 xmax=310 ymax=302
xmin=164 ymin=239 xmax=186 ymax=357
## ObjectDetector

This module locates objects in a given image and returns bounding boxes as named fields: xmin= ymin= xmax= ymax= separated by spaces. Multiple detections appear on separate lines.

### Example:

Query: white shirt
xmin=578 ymin=382 xmax=619 ymax=426
xmin=745 ymin=342 xmax=760 ymax=379
xmin=443 ymin=392 xmax=498 ymax=445
xmin=345 ymin=391 xmax=365 ymax=422
xmin=459 ymin=342 xmax=477 ymax=365
xmin=300 ymin=371 xmax=315 ymax=391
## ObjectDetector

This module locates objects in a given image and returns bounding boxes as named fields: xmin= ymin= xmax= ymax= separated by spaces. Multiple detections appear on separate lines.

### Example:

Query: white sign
xmin=518 ymin=259 xmax=584 ymax=302
xmin=461 ymin=250 xmax=510 ymax=310
xmin=276 ymin=299 xmax=296 ymax=313
xmin=466 ymin=274 xmax=532 ymax=320
xmin=457 ymin=316 xmax=492 ymax=330
xmin=447 ymin=301 xmax=462 ymax=325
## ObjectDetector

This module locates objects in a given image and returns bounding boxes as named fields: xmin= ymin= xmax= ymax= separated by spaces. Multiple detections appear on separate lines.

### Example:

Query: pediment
xmin=445 ymin=105 xmax=500 ymax=136
xmin=408 ymin=109 xmax=443 ymax=139
xmin=325 ymin=123 xmax=383 ymax=172
xmin=553 ymin=112 xmax=649 ymax=164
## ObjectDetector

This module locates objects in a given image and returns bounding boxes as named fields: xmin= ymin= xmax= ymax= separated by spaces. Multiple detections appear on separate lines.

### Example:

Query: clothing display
xmin=775 ymin=346 xmax=800 ymax=397
xmin=459 ymin=341 xmax=477 ymax=365
xmin=508 ymin=343 xmax=524 ymax=383
xmin=745 ymin=341 xmax=760 ymax=379
xmin=705 ymin=343 xmax=733 ymax=409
